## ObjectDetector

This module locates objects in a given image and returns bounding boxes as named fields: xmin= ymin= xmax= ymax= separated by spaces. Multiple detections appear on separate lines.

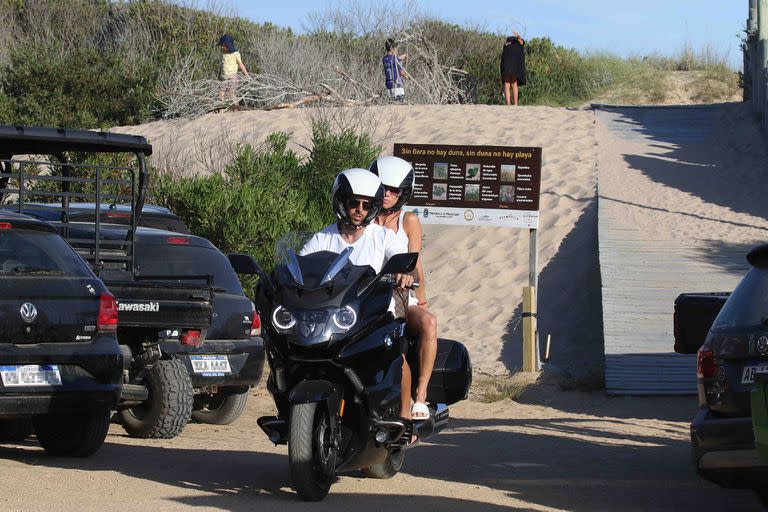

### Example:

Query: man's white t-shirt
xmin=300 ymin=223 xmax=407 ymax=272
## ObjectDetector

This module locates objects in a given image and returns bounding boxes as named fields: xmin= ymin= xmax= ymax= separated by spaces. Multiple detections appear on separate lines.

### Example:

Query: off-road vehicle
xmin=0 ymin=125 xmax=264 ymax=437
xmin=0 ymin=210 xmax=123 ymax=456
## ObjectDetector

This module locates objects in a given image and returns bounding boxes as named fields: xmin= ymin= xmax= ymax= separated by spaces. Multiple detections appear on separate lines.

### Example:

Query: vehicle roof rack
xmin=0 ymin=125 xmax=152 ymax=156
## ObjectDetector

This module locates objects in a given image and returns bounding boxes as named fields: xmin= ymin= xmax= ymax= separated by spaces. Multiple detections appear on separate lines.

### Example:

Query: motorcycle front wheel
xmin=288 ymin=401 xmax=337 ymax=501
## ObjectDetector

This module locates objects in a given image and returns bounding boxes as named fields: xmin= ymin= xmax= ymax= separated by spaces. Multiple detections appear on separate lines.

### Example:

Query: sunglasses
xmin=384 ymin=186 xmax=402 ymax=197
xmin=345 ymin=198 xmax=373 ymax=210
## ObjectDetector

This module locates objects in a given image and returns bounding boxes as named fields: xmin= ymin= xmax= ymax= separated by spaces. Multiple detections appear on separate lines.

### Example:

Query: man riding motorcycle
xmin=301 ymin=168 xmax=418 ymax=424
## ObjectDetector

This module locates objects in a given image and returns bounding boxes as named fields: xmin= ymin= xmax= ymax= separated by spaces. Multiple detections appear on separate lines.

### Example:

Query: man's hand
xmin=394 ymin=273 xmax=414 ymax=289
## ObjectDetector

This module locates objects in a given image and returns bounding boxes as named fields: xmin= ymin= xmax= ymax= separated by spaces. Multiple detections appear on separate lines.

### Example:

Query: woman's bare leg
xmin=503 ymin=79 xmax=511 ymax=106
xmin=512 ymin=79 xmax=519 ymax=106
xmin=400 ymin=358 xmax=412 ymax=418
xmin=407 ymin=306 xmax=438 ymax=404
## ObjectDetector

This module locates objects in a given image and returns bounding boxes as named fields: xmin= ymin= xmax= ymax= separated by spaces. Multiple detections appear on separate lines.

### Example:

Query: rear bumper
xmin=691 ymin=408 xmax=756 ymax=464
xmin=0 ymin=335 xmax=123 ymax=417
xmin=161 ymin=336 xmax=265 ymax=388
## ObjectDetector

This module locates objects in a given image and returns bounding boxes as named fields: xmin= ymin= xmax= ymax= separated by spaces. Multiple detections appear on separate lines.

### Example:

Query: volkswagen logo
xmin=757 ymin=336 xmax=768 ymax=356
xmin=20 ymin=302 xmax=37 ymax=323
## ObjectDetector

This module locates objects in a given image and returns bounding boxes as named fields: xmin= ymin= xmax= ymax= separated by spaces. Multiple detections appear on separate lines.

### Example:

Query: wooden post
xmin=746 ymin=0 xmax=757 ymax=102
xmin=759 ymin=0 xmax=768 ymax=130
xmin=522 ymin=286 xmax=538 ymax=372
xmin=528 ymin=228 xmax=540 ymax=370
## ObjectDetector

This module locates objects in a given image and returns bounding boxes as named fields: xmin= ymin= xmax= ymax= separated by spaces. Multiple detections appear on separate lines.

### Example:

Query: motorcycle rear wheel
xmin=288 ymin=401 xmax=337 ymax=501
xmin=362 ymin=449 xmax=404 ymax=479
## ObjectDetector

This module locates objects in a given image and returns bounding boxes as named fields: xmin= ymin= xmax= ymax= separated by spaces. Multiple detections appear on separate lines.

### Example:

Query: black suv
xmin=0 ymin=125 xmax=264 ymax=438
xmin=675 ymin=244 xmax=768 ymax=487
xmin=0 ymin=211 xmax=123 ymax=456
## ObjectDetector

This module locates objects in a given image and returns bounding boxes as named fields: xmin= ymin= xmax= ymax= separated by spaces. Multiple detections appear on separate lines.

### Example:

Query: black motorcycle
xmin=229 ymin=234 xmax=471 ymax=501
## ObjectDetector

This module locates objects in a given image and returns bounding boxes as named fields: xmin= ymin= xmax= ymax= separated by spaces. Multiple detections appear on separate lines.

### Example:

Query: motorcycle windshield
xmin=270 ymin=232 xmax=385 ymax=346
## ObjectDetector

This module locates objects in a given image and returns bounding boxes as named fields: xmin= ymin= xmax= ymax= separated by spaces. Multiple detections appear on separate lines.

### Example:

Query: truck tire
xmin=119 ymin=358 xmax=193 ymax=439
xmin=34 ymin=409 xmax=110 ymax=457
xmin=0 ymin=419 xmax=33 ymax=442
xmin=362 ymin=449 xmax=404 ymax=479
xmin=192 ymin=389 xmax=249 ymax=425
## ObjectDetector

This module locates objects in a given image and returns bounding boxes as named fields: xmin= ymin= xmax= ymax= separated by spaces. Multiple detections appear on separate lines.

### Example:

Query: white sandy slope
xmin=118 ymin=105 xmax=601 ymax=376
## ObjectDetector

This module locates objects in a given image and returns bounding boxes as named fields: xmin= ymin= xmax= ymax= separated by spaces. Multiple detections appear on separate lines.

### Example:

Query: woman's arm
xmin=403 ymin=212 xmax=427 ymax=305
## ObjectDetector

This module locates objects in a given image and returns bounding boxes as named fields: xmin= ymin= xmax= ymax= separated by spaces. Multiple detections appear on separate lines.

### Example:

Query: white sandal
xmin=411 ymin=401 xmax=430 ymax=420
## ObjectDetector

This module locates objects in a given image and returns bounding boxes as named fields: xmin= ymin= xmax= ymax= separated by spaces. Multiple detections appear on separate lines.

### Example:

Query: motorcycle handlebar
xmin=382 ymin=275 xmax=420 ymax=290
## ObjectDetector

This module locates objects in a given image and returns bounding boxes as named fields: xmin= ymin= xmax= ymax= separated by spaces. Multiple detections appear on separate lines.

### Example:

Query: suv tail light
xmin=167 ymin=236 xmax=191 ymax=245
xmin=697 ymin=347 xmax=716 ymax=378
xmin=250 ymin=313 xmax=261 ymax=337
xmin=0 ymin=222 xmax=11 ymax=229
xmin=98 ymin=293 xmax=118 ymax=332
xmin=249 ymin=302 xmax=261 ymax=336
xmin=181 ymin=329 xmax=203 ymax=347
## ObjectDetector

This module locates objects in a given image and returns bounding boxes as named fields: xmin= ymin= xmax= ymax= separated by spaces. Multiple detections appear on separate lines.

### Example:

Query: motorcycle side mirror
xmin=228 ymin=253 xmax=274 ymax=294
xmin=380 ymin=252 xmax=419 ymax=275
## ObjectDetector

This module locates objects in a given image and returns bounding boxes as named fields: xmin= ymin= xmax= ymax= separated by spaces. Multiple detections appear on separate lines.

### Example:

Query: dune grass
xmin=472 ymin=373 xmax=536 ymax=403
xmin=582 ymin=43 xmax=740 ymax=106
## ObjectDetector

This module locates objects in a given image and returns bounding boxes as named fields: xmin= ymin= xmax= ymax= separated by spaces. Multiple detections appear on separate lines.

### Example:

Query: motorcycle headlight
xmin=332 ymin=305 xmax=357 ymax=331
xmin=272 ymin=306 xmax=296 ymax=330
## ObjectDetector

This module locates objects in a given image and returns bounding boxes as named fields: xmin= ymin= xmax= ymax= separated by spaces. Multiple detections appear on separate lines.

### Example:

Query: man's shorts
xmin=388 ymin=87 xmax=405 ymax=101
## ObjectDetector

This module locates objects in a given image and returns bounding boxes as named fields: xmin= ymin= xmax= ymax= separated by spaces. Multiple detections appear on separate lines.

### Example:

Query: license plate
xmin=0 ymin=365 xmax=62 ymax=387
xmin=190 ymin=355 xmax=231 ymax=376
xmin=741 ymin=364 xmax=768 ymax=384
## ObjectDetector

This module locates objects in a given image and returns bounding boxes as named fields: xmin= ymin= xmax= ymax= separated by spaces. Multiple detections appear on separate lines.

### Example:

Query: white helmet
xmin=332 ymin=168 xmax=384 ymax=227
xmin=368 ymin=156 xmax=414 ymax=211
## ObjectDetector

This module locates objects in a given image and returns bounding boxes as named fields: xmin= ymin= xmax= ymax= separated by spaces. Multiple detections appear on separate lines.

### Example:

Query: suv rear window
xmin=135 ymin=245 xmax=243 ymax=294
xmin=711 ymin=267 xmax=768 ymax=330
xmin=0 ymin=229 xmax=93 ymax=277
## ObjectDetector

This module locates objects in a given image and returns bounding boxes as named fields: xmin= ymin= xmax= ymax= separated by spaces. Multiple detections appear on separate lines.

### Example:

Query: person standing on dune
xmin=216 ymin=34 xmax=250 ymax=111
xmin=500 ymin=31 xmax=526 ymax=106
xmin=383 ymin=38 xmax=408 ymax=101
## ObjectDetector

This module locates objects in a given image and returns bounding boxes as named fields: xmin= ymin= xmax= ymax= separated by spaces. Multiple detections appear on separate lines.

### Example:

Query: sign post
xmin=393 ymin=143 xmax=543 ymax=372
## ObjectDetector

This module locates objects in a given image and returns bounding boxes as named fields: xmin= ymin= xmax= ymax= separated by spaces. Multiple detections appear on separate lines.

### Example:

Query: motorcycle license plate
xmin=741 ymin=364 xmax=768 ymax=384
xmin=0 ymin=365 xmax=62 ymax=387
xmin=190 ymin=355 xmax=231 ymax=376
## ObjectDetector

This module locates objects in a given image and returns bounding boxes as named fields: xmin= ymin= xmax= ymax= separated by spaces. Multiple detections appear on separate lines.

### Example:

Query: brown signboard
xmin=393 ymin=143 xmax=542 ymax=228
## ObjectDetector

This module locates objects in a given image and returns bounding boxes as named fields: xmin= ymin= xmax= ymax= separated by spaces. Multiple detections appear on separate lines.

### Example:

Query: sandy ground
xmin=0 ymin=385 xmax=762 ymax=511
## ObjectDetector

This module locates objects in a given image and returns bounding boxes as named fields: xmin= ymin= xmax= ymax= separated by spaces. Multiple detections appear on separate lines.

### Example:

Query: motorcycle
xmin=228 ymin=233 xmax=472 ymax=501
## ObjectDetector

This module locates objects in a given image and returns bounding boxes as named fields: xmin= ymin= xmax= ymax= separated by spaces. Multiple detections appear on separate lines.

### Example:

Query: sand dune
xmin=117 ymin=105 xmax=601 ymax=376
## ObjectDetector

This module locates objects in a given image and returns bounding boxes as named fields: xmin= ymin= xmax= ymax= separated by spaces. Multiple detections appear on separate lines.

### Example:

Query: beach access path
xmin=594 ymin=103 xmax=768 ymax=394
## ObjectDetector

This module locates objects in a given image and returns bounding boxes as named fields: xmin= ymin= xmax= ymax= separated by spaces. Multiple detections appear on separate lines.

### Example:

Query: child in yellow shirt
xmin=217 ymin=34 xmax=250 ymax=109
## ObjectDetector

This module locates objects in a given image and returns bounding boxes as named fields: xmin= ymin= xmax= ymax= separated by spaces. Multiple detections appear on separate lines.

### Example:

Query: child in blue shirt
xmin=382 ymin=38 xmax=408 ymax=101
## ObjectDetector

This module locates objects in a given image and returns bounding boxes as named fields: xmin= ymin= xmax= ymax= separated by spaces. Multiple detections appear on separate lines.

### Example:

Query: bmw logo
xmin=757 ymin=336 xmax=768 ymax=355
xmin=20 ymin=302 xmax=37 ymax=323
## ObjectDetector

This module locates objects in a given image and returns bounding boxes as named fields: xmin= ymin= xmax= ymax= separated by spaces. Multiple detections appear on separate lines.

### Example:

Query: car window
xmin=711 ymin=267 xmax=768 ymax=330
xmin=135 ymin=245 xmax=244 ymax=294
xmin=0 ymin=229 xmax=94 ymax=277
xmin=140 ymin=216 xmax=190 ymax=234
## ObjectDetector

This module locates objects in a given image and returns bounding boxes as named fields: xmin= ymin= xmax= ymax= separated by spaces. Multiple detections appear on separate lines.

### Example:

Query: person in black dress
xmin=500 ymin=31 xmax=526 ymax=106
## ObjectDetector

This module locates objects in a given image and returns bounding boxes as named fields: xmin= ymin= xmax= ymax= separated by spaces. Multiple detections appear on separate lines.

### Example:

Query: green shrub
xmin=0 ymin=45 xmax=156 ymax=128
xmin=148 ymin=125 xmax=381 ymax=294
